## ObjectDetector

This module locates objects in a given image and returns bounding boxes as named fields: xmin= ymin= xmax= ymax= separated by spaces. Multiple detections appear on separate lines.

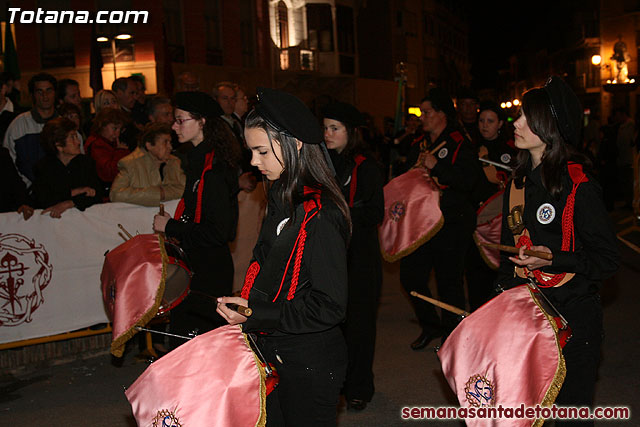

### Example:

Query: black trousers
xmin=259 ymin=328 xmax=347 ymax=427
xmin=554 ymin=295 xmax=603 ymax=426
xmin=464 ymin=237 xmax=497 ymax=312
xmin=400 ymin=217 xmax=473 ymax=337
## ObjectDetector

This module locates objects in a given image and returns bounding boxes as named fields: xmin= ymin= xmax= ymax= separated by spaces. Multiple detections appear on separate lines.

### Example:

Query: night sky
xmin=464 ymin=0 xmax=569 ymax=89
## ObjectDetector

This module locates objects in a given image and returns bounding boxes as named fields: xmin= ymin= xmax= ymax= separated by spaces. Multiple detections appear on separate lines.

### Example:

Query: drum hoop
xmin=157 ymin=255 xmax=191 ymax=315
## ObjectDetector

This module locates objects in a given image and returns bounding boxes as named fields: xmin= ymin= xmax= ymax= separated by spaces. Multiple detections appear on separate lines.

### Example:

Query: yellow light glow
xmin=506 ymin=101 xmax=512 ymax=108
xmin=500 ymin=102 xmax=506 ymax=109
xmin=513 ymin=99 xmax=520 ymax=106
xmin=606 ymin=79 xmax=612 ymax=84
xmin=115 ymin=34 xmax=132 ymax=40
xmin=408 ymin=107 xmax=421 ymax=117
xmin=591 ymin=55 xmax=602 ymax=66
xmin=631 ymin=79 xmax=636 ymax=83
xmin=96 ymin=36 xmax=108 ymax=42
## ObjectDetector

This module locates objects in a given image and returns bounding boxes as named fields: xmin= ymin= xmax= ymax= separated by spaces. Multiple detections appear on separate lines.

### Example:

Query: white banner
xmin=0 ymin=201 xmax=178 ymax=344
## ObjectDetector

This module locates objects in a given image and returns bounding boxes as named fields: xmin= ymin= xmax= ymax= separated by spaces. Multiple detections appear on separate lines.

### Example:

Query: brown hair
xmin=139 ymin=122 xmax=172 ymax=148
xmin=90 ymin=108 xmax=129 ymax=136
xmin=40 ymin=117 xmax=77 ymax=156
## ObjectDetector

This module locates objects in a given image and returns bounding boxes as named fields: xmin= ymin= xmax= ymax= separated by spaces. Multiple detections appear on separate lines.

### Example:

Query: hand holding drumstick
xmin=480 ymin=243 xmax=553 ymax=270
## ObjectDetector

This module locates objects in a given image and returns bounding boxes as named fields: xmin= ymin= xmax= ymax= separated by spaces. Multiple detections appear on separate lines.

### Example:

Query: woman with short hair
xmin=32 ymin=117 xmax=102 ymax=217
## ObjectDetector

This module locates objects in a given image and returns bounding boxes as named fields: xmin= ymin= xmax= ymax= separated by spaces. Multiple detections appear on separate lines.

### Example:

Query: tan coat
xmin=110 ymin=147 xmax=186 ymax=207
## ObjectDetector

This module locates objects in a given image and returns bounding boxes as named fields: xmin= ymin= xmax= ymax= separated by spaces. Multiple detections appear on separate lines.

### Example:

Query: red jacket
xmin=85 ymin=134 xmax=130 ymax=183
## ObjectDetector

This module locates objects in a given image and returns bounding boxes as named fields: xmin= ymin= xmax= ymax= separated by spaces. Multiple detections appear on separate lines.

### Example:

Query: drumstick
xmin=410 ymin=291 xmax=469 ymax=317
xmin=117 ymin=224 xmax=133 ymax=240
xmin=478 ymin=157 xmax=513 ymax=171
xmin=428 ymin=140 xmax=447 ymax=155
xmin=159 ymin=204 xmax=165 ymax=216
xmin=226 ymin=303 xmax=253 ymax=317
xmin=479 ymin=243 xmax=553 ymax=260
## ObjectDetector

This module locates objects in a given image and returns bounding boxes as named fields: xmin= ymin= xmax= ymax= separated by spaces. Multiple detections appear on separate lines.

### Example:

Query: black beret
xmin=174 ymin=91 xmax=224 ymax=117
xmin=424 ymin=87 xmax=456 ymax=119
xmin=322 ymin=102 xmax=365 ymax=127
xmin=255 ymin=87 xmax=323 ymax=144
xmin=543 ymin=76 xmax=583 ymax=146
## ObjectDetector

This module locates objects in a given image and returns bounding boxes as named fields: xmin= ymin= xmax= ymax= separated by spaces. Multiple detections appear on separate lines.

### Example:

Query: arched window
xmin=277 ymin=1 xmax=289 ymax=48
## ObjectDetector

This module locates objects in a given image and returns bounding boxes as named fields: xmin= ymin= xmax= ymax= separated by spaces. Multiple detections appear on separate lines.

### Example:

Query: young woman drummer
xmin=496 ymin=76 xmax=619 ymax=425
xmin=153 ymin=91 xmax=240 ymax=349
xmin=217 ymin=87 xmax=351 ymax=426
xmin=323 ymin=102 xmax=384 ymax=411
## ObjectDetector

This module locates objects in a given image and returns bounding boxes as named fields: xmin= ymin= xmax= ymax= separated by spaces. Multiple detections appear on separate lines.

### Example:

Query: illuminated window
xmin=278 ymin=1 xmax=289 ymax=49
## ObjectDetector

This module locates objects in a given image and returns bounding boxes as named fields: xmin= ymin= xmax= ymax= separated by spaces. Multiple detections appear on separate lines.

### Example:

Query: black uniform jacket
xmin=242 ymin=183 xmax=349 ymax=337
xmin=497 ymin=162 xmax=619 ymax=306
xmin=31 ymin=153 xmax=103 ymax=210
xmin=473 ymin=134 xmax=518 ymax=206
xmin=408 ymin=125 xmax=480 ymax=224
xmin=165 ymin=138 xmax=239 ymax=250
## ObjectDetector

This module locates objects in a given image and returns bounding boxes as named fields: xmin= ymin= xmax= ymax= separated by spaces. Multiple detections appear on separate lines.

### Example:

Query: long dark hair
xmin=189 ymin=111 xmax=241 ymax=169
xmin=514 ymin=88 xmax=591 ymax=198
xmin=245 ymin=109 xmax=351 ymax=232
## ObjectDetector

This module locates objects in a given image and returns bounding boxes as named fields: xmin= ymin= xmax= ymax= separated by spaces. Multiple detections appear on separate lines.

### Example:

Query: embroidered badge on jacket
xmin=536 ymin=203 xmax=555 ymax=224
xmin=437 ymin=147 xmax=449 ymax=159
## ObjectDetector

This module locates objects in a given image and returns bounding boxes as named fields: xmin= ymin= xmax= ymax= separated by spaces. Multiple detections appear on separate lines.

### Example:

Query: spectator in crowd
xmin=56 ymin=79 xmax=82 ymax=108
xmin=84 ymin=108 xmax=130 ymax=189
xmin=147 ymin=96 xmax=173 ymax=125
xmin=0 ymin=73 xmax=17 ymax=143
xmin=112 ymin=77 xmax=140 ymax=150
xmin=110 ymin=122 xmax=185 ymax=206
xmin=129 ymin=74 xmax=149 ymax=127
xmin=176 ymin=71 xmax=200 ymax=92
xmin=31 ymin=117 xmax=102 ymax=218
xmin=112 ymin=77 xmax=137 ymax=113
xmin=0 ymin=146 xmax=33 ymax=219
xmin=233 ymin=84 xmax=249 ymax=123
xmin=59 ymin=102 xmax=85 ymax=154
xmin=94 ymin=89 xmax=119 ymax=115
xmin=456 ymin=87 xmax=481 ymax=144
xmin=3 ymin=72 xmax=59 ymax=186
xmin=1 ymin=71 xmax=23 ymax=112
xmin=213 ymin=81 xmax=256 ymax=192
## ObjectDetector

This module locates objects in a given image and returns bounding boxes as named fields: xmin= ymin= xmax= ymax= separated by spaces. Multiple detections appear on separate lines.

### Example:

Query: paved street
xmin=1 ymin=211 xmax=639 ymax=426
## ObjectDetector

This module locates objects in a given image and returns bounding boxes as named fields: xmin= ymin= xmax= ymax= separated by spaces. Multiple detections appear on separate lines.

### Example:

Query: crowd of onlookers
xmin=0 ymin=71 xmax=255 ymax=219
xmin=1 ymin=71 xmax=637 ymax=222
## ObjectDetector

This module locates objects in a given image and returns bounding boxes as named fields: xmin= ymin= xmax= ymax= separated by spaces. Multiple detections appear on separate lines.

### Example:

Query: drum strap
xmin=240 ymin=187 xmax=322 ymax=302
xmin=509 ymin=162 xmax=587 ymax=287
xmin=348 ymin=155 xmax=367 ymax=208
xmin=174 ymin=150 xmax=216 ymax=223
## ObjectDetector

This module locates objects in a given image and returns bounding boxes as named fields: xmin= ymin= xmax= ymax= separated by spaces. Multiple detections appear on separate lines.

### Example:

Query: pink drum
xmin=379 ymin=168 xmax=444 ymax=262
xmin=438 ymin=284 xmax=571 ymax=426
xmin=473 ymin=190 xmax=504 ymax=270
xmin=126 ymin=325 xmax=272 ymax=427
xmin=101 ymin=234 xmax=191 ymax=357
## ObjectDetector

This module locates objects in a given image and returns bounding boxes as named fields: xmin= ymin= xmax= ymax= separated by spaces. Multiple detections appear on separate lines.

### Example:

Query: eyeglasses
xmin=174 ymin=118 xmax=195 ymax=125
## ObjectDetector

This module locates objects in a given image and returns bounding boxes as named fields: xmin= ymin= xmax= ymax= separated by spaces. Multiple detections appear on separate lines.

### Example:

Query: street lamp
xmin=97 ymin=33 xmax=132 ymax=80
xmin=591 ymin=55 xmax=602 ymax=66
